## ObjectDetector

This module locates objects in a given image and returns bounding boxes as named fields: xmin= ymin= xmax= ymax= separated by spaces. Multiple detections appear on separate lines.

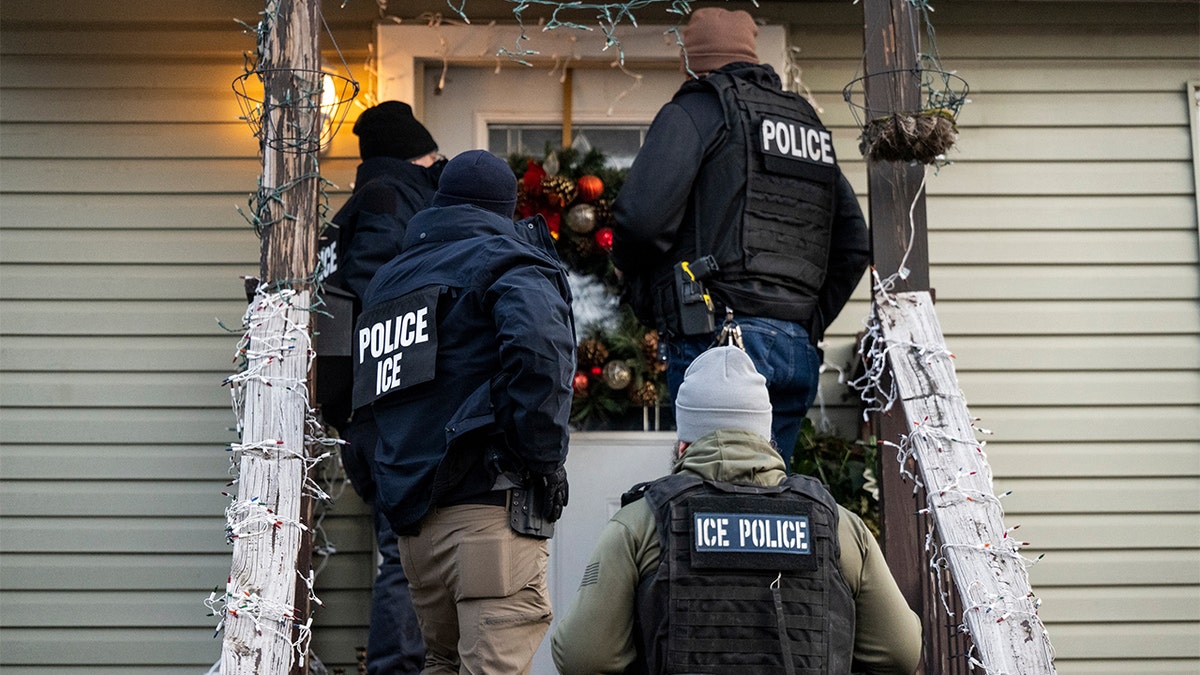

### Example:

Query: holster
xmin=653 ymin=256 xmax=719 ymax=338
xmin=495 ymin=471 xmax=556 ymax=539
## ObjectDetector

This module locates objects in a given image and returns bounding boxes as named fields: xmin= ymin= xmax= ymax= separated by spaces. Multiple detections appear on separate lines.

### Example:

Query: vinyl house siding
xmin=1 ymin=1 xmax=1197 ymax=674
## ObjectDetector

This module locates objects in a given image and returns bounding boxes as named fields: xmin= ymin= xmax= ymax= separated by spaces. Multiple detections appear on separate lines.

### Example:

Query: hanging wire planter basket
xmin=233 ymin=67 xmax=359 ymax=155
xmin=843 ymin=68 xmax=969 ymax=165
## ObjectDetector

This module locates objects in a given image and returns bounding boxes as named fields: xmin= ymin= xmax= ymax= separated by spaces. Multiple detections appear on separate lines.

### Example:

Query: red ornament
xmin=594 ymin=226 xmax=614 ymax=251
xmin=573 ymin=371 xmax=590 ymax=395
xmin=590 ymin=365 xmax=604 ymax=377
xmin=577 ymin=174 xmax=604 ymax=202
xmin=522 ymin=160 xmax=546 ymax=196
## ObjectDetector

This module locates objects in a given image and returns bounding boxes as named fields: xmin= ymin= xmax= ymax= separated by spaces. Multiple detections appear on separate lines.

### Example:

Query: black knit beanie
xmin=353 ymin=101 xmax=438 ymax=161
xmin=432 ymin=150 xmax=518 ymax=218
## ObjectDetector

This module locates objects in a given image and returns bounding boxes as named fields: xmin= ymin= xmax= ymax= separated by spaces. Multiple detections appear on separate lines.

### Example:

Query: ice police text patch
xmin=686 ymin=495 xmax=817 ymax=572
xmin=352 ymin=286 xmax=439 ymax=408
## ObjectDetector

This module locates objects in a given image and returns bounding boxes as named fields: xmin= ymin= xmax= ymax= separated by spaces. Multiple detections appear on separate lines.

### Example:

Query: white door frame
xmin=377 ymin=21 xmax=788 ymax=119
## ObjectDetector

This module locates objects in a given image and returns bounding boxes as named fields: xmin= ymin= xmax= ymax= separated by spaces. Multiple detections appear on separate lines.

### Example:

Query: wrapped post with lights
xmin=867 ymin=291 xmax=1056 ymax=673
xmin=215 ymin=1 xmax=357 ymax=673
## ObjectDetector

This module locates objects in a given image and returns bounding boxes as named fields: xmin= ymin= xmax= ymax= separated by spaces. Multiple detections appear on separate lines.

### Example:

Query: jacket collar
xmin=674 ymin=429 xmax=788 ymax=487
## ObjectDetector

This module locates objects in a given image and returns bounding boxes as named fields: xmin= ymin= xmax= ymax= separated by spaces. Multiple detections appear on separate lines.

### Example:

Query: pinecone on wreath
xmin=629 ymin=381 xmax=659 ymax=407
xmin=573 ymin=235 xmax=598 ymax=259
xmin=542 ymin=175 xmax=577 ymax=208
xmin=643 ymin=330 xmax=667 ymax=373
xmin=578 ymin=338 xmax=609 ymax=368
xmin=592 ymin=198 xmax=613 ymax=228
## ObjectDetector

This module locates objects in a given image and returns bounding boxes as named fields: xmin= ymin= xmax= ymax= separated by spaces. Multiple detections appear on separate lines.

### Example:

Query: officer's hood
xmin=674 ymin=428 xmax=788 ymax=487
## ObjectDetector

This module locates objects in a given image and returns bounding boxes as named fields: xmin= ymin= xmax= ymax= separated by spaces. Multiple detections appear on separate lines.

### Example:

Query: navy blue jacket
xmin=362 ymin=204 xmax=576 ymax=533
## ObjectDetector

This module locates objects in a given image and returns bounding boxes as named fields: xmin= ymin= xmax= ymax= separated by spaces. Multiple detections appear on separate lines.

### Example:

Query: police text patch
xmin=352 ymin=286 xmax=439 ymax=408
xmin=760 ymin=117 xmax=835 ymax=166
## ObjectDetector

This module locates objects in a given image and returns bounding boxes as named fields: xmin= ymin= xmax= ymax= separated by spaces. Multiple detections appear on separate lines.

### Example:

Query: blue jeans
xmin=342 ymin=415 xmax=425 ymax=675
xmin=665 ymin=316 xmax=821 ymax=469
xmin=368 ymin=505 xmax=425 ymax=675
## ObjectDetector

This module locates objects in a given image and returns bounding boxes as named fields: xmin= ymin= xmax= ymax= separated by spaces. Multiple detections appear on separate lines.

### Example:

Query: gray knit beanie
xmin=674 ymin=346 xmax=773 ymax=443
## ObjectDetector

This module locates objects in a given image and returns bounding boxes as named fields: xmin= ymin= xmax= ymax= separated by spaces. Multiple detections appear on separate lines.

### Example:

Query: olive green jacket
xmin=551 ymin=429 xmax=922 ymax=674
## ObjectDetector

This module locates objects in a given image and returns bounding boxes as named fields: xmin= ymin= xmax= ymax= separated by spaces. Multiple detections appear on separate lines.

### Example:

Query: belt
xmin=446 ymin=489 xmax=509 ymax=507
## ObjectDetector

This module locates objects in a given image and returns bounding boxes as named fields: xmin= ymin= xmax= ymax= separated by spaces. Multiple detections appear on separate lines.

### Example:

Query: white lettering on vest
xmin=357 ymin=307 xmax=431 ymax=365
xmin=760 ymin=118 xmax=835 ymax=165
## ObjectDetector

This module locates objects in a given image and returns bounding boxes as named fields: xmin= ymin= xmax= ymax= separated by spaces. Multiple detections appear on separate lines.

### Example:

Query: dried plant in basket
xmin=859 ymin=108 xmax=958 ymax=165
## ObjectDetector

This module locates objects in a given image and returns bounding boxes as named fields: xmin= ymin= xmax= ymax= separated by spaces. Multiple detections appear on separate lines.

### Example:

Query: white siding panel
xmin=927 ymin=195 xmax=1197 ymax=231
xmin=1 ymin=372 xmax=232 ymax=407
xmin=0 ymin=230 xmax=259 ymax=264
xmin=966 ymin=406 xmax=1200 ymax=443
xmin=0 ymin=194 xmax=281 ymax=230
xmin=0 ymin=300 xmax=255 ymax=336
xmin=1044 ymin=623 xmax=1200 ymax=659
xmin=995 ymin=477 xmax=1200 ymax=513
xmin=985 ymin=442 xmax=1200 ymax=477
xmin=1 ymin=336 xmax=236 ymax=370
xmin=0 ymin=552 xmax=373 ymax=590
xmin=1024 ymin=549 xmax=1200 ymax=586
xmin=1036 ymin=586 xmax=1200 ymax=623
xmin=942 ymin=336 xmax=1200 ymax=370
xmin=930 ymin=230 xmax=1199 ymax=265
xmin=0 ymin=265 xmax=256 ymax=300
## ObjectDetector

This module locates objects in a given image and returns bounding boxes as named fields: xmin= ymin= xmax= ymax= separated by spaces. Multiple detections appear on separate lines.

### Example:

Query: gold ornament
xmin=602 ymin=360 xmax=632 ymax=390
xmin=566 ymin=203 xmax=598 ymax=233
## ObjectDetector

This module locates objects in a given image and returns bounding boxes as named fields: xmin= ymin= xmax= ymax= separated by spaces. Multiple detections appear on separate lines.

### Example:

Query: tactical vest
xmin=631 ymin=473 xmax=855 ymax=675
xmin=702 ymin=72 xmax=839 ymax=302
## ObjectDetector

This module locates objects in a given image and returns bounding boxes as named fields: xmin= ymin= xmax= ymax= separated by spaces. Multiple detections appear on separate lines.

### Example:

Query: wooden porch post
xmin=220 ymin=1 xmax=321 ymax=673
xmin=860 ymin=0 xmax=932 ymax=653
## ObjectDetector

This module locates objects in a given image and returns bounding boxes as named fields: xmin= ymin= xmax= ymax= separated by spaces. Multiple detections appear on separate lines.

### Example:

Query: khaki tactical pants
xmin=396 ymin=503 xmax=552 ymax=675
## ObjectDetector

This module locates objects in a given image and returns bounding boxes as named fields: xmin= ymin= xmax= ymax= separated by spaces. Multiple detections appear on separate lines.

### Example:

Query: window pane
xmin=488 ymin=123 xmax=647 ymax=168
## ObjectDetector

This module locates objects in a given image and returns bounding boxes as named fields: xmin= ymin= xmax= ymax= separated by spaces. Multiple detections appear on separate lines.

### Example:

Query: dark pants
xmin=341 ymin=413 xmax=425 ymax=675
xmin=665 ymin=316 xmax=821 ymax=469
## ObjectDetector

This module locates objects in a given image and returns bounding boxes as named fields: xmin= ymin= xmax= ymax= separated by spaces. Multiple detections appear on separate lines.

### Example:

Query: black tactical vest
xmin=631 ymin=473 xmax=855 ymax=674
xmin=701 ymin=72 xmax=839 ymax=302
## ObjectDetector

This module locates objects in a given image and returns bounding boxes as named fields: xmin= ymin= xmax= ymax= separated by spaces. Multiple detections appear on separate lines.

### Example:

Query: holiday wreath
xmin=507 ymin=147 xmax=668 ymax=429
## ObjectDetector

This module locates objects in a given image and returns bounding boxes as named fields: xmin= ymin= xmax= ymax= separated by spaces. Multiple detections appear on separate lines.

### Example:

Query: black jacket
xmin=362 ymin=205 xmax=576 ymax=533
xmin=612 ymin=63 xmax=869 ymax=341
xmin=324 ymin=156 xmax=444 ymax=305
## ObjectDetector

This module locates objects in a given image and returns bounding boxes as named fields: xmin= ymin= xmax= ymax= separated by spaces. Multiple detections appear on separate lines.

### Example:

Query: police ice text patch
xmin=352 ymin=286 xmax=439 ymax=408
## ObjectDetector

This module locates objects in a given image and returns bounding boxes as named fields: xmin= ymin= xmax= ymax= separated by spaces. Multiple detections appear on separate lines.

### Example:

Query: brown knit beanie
xmin=682 ymin=7 xmax=759 ymax=74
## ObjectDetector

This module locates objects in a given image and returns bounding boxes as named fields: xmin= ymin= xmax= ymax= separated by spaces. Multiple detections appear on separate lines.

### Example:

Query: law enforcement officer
xmin=612 ymin=8 xmax=871 ymax=468
xmin=358 ymin=149 xmax=576 ymax=674
xmin=551 ymin=346 xmax=921 ymax=674
xmin=316 ymin=100 xmax=443 ymax=675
